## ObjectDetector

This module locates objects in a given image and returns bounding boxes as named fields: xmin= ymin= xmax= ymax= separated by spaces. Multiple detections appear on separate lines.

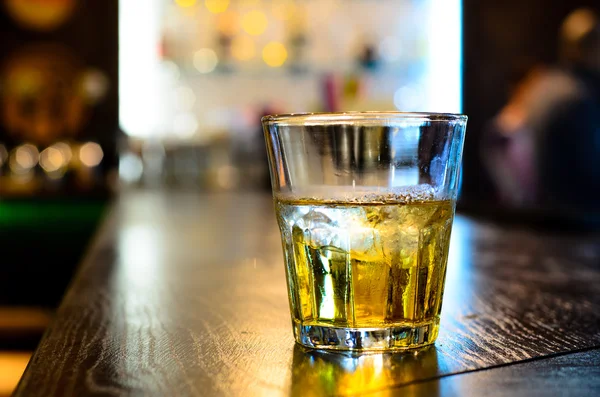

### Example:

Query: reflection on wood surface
xmin=14 ymin=191 xmax=600 ymax=396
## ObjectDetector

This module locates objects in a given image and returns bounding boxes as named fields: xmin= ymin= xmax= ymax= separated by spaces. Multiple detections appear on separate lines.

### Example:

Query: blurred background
xmin=0 ymin=0 xmax=598 ymax=394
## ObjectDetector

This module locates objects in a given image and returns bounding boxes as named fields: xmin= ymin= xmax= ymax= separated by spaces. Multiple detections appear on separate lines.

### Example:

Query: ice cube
xmin=348 ymin=227 xmax=382 ymax=261
xmin=277 ymin=202 xmax=308 ymax=227
xmin=296 ymin=209 xmax=339 ymax=247
xmin=333 ymin=207 xmax=382 ymax=260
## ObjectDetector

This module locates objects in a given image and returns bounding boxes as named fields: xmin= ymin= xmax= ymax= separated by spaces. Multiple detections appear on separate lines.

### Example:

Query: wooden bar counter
xmin=15 ymin=191 xmax=600 ymax=396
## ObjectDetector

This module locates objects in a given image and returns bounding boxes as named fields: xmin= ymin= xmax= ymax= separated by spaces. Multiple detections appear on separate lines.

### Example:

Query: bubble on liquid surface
xmin=276 ymin=184 xmax=438 ymax=205
xmin=277 ymin=183 xmax=443 ymax=258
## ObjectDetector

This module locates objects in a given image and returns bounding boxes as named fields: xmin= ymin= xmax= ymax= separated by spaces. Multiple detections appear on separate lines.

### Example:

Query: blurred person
xmin=481 ymin=60 xmax=545 ymax=206
xmin=482 ymin=8 xmax=600 ymax=223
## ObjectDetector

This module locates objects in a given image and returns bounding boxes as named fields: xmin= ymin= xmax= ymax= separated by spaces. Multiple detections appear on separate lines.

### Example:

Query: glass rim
xmin=262 ymin=111 xmax=468 ymax=126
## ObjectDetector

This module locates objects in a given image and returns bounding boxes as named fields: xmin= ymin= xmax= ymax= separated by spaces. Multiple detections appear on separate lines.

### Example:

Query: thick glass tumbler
xmin=263 ymin=112 xmax=467 ymax=352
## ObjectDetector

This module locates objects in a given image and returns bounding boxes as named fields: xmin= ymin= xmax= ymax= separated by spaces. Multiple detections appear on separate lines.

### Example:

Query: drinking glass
xmin=263 ymin=112 xmax=467 ymax=352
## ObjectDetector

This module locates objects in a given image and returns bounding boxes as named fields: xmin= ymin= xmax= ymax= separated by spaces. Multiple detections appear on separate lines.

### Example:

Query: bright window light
xmin=426 ymin=0 xmax=462 ymax=113
xmin=119 ymin=0 xmax=163 ymax=138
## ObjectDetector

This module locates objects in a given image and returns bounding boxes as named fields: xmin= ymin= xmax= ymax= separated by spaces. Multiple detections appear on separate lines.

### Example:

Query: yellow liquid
xmin=275 ymin=197 xmax=454 ymax=331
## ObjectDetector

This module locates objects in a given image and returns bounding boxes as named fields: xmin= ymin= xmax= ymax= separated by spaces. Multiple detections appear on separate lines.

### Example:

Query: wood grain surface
xmin=15 ymin=191 xmax=600 ymax=396
xmin=391 ymin=348 xmax=600 ymax=397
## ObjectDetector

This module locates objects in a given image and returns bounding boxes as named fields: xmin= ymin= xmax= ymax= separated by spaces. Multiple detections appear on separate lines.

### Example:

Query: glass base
xmin=293 ymin=319 xmax=439 ymax=352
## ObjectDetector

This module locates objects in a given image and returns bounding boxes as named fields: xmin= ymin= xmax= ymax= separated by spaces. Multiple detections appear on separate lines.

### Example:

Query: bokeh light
xmin=217 ymin=11 xmax=239 ymax=35
xmin=175 ymin=0 xmax=197 ymax=8
xmin=39 ymin=147 xmax=66 ymax=173
xmin=242 ymin=10 xmax=268 ymax=36
xmin=193 ymin=48 xmax=218 ymax=73
xmin=81 ymin=69 xmax=110 ymax=104
xmin=53 ymin=142 xmax=73 ymax=164
xmin=119 ymin=152 xmax=143 ymax=183
xmin=79 ymin=142 xmax=104 ymax=167
xmin=205 ymin=0 xmax=229 ymax=14
xmin=173 ymin=113 xmax=198 ymax=138
xmin=175 ymin=86 xmax=196 ymax=110
xmin=9 ymin=144 xmax=39 ymax=173
xmin=240 ymin=0 xmax=262 ymax=6
xmin=262 ymin=42 xmax=287 ymax=67
xmin=271 ymin=0 xmax=295 ymax=21
xmin=231 ymin=35 xmax=255 ymax=61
